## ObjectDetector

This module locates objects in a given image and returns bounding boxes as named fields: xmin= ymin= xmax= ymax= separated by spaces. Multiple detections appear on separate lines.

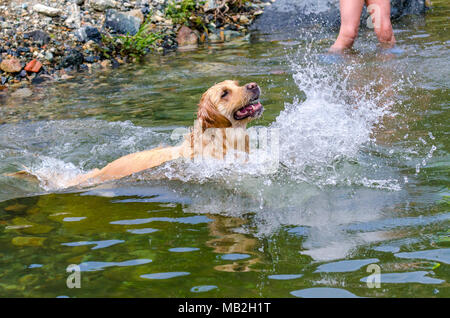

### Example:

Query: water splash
xmin=6 ymin=47 xmax=406 ymax=195
xmin=0 ymin=119 xmax=164 ymax=191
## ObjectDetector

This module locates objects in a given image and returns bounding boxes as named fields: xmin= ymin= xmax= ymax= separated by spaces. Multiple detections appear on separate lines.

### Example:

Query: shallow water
xmin=0 ymin=1 xmax=449 ymax=297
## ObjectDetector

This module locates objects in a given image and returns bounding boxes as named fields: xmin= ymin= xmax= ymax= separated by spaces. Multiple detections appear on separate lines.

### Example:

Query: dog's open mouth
xmin=233 ymin=100 xmax=263 ymax=120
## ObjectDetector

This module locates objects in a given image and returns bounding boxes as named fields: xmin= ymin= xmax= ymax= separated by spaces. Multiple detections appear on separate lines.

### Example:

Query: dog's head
xmin=197 ymin=80 xmax=263 ymax=130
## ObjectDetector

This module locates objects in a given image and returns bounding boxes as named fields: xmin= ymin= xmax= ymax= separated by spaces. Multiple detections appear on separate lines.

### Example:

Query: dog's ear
xmin=197 ymin=92 xmax=232 ymax=130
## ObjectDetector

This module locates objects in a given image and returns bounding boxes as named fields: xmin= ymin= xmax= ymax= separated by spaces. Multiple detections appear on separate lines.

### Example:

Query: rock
xmin=151 ymin=14 xmax=165 ymax=23
xmin=60 ymin=49 xmax=84 ymax=68
xmin=83 ymin=40 xmax=97 ymax=51
xmin=100 ymin=60 xmax=111 ymax=68
xmin=176 ymin=26 xmax=198 ymax=47
xmin=11 ymin=236 xmax=45 ymax=247
xmin=204 ymin=0 xmax=220 ymax=12
xmin=4 ymin=203 xmax=27 ymax=212
xmin=32 ymin=75 xmax=51 ymax=85
xmin=11 ymin=217 xmax=53 ymax=234
xmin=75 ymin=26 xmax=102 ymax=43
xmin=33 ymin=4 xmax=62 ymax=17
xmin=72 ymin=0 xmax=85 ymax=4
xmin=17 ymin=47 xmax=30 ymax=54
xmin=141 ymin=6 xmax=151 ymax=15
xmin=89 ymin=0 xmax=117 ymax=12
xmin=391 ymin=0 xmax=427 ymax=19
xmin=84 ymin=55 xmax=95 ymax=63
xmin=24 ymin=59 xmax=43 ymax=73
xmin=128 ymin=9 xmax=144 ymax=23
xmin=239 ymin=15 xmax=250 ymax=24
xmin=45 ymin=51 xmax=54 ymax=61
xmin=104 ymin=9 xmax=142 ymax=35
xmin=65 ymin=3 xmax=81 ymax=29
xmin=0 ymin=58 xmax=22 ymax=73
xmin=11 ymin=88 xmax=33 ymax=98
xmin=223 ymin=30 xmax=241 ymax=41
xmin=19 ymin=274 xmax=39 ymax=286
xmin=24 ymin=30 xmax=51 ymax=45
xmin=208 ymin=33 xmax=222 ymax=43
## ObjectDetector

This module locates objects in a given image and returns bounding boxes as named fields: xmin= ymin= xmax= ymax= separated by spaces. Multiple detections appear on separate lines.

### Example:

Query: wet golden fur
xmin=66 ymin=80 xmax=261 ymax=187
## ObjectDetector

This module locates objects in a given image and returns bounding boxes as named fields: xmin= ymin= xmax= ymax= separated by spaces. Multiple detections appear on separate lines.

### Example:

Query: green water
xmin=0 ymin=1 xmax=449 ymax=297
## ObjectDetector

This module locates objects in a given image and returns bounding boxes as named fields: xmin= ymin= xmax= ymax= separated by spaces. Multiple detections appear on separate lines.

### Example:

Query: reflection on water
xmin=0 ymin=1 xmax=449 ymax=297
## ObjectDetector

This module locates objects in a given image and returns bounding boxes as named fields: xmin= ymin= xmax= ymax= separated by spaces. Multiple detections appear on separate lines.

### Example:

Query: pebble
xmin=11 ymin=88 xmax=33 ymax=98
xmin=176 ymin=26 xmax=198 ymax=47
xmin=104 ymin=9 xmax=142 ymax=35
xmin=208 ymin=33 xmax=222 ymax=43
xmin=33 ymin=4 xmax=62 ymax=17
xmin=24 ymin=30 xmax=51 ymax=45
xmin=24 ymin=59 xmax=43 ymax=73
xmin=0 ymin=58 xmax=22 ymax=73
xmin=31 ymin=76 xmax=49 ymax=85
xmin=224 ymin=30 xmax=241 ymax=41
xmin=75 ymin=26 xmax=102 ymax=43
xmin=65 ymin=3 xmax=82 ymax=29
xmin=204 ymin=0 xmax=220 ymax=12
xmin=239 ymin=15 xmax=250 ymax=24
xmin=128 ymin=9 xmax=145 ymax=23
xmin=89 ymin=0 xmax=118 ymax=12
xmin=45 ymin=51 xmax=54 ymax=61
xmin=100 ymin=60 xmax=111 ymax=68
xmin=11 ymin=236 xmax=45 ymax=247
xmin=60 ymin=49 xmax=84 ymax=68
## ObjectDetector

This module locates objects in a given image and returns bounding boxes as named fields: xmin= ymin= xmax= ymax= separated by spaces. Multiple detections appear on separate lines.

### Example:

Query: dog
xmin=65 ymin=80 xmax=263 ymax=187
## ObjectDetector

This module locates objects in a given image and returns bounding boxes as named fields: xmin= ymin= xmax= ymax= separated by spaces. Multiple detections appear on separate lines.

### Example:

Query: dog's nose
xmin=246 ymin=82 xmax=259 ymax=91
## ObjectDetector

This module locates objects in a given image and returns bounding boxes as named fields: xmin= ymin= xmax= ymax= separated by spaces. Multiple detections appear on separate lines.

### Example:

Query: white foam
xmin=9 ymin=49 xmax=403 ymax=195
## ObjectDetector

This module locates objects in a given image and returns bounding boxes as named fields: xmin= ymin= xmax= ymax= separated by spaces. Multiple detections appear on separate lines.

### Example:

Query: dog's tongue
xmin=236 ymin=102 xmax=261 ymax=118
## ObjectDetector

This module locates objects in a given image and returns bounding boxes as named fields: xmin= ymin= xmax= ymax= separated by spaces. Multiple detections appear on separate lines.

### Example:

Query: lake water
xmin=0 ymin=0 xmax=448 ymax=297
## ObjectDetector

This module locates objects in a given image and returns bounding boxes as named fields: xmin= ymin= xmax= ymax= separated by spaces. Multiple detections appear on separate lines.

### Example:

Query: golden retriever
xmin=66 ymin=80 xmax=263 ymax=187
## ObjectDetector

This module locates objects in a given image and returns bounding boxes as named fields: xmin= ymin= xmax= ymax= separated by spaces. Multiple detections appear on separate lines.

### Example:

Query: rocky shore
xmin=0 ymin=0 xmax=272 ymax=90
xmin=0 ymin=0 xmax=430 ymax=94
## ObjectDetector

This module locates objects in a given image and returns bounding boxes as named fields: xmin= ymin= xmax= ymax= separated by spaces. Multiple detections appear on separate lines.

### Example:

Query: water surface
xmin=0 ymin=1 xmax=448 ymax=297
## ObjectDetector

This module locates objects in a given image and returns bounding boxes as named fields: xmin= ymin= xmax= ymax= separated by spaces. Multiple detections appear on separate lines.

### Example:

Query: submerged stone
xmin=12 ymin=236 xmax=46 ymax=247
xmin=11 ymin=88 xmax=33 ymax=98
xmin=11 ymin=217 xmax=53 ymax=234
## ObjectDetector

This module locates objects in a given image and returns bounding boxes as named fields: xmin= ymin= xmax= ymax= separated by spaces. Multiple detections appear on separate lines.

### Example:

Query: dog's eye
xmin=221 ymin=90 xmax=229 ymax=98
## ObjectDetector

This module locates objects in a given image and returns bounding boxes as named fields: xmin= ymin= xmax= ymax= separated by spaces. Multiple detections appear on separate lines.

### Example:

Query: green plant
xmin=100 ymin=17 xmax=163 ymax=59
xmin=165 ymin=0 xmax=203 ymax=25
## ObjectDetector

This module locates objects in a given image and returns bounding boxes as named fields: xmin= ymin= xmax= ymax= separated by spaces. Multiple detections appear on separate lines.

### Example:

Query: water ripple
xmin=78 ymin=259 xmax=152 ymax=272
xmin=141 ymin=272 xmax=190 ymax=279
